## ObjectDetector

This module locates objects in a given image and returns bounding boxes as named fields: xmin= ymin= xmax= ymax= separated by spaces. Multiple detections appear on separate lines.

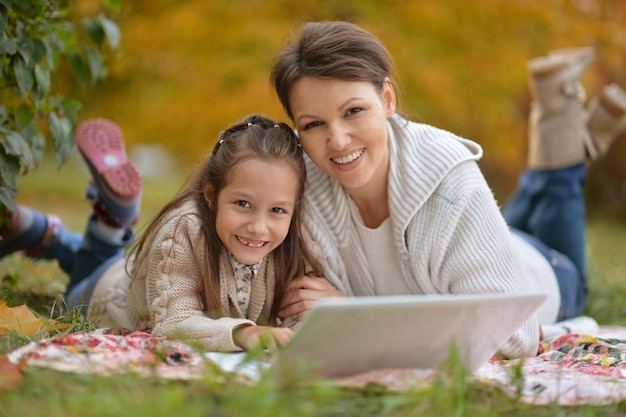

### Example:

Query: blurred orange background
xmin=58 ymin=0 xmax=626 ymax=215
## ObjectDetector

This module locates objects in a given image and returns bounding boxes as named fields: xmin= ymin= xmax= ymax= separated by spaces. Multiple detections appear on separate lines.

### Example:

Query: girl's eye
xmin=302 ymin=121 xmax=322 ymax=131
xmin=271 ymin=207 xmax=286 ymax=214
xmin=236 ymin=200 xmax=250 ymax=208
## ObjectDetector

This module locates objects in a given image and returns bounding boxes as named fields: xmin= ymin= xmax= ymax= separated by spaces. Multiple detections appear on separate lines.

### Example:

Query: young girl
xmin=0 ymin=114 xmax=322 ymax=351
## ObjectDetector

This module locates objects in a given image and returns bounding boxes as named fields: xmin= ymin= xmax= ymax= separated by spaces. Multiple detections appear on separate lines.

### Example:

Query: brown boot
xmin=586 ymin=83 xmax=626 ymax=158
xmin=526 ymin=47 xmax=595 ymax=169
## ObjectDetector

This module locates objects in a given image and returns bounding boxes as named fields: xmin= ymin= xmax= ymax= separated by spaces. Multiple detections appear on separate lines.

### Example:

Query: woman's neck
xmin=347 ymin=148 xmax=391 ymax=228
xmin=348 ymin=178 xmax=389 ymax=229
xmin=355 ymin=198 xmax=389 ymax=228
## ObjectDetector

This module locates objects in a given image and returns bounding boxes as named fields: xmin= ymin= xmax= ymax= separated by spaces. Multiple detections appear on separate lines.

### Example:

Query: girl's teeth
xmin=237 ymin=236 xmax=265 ymax=248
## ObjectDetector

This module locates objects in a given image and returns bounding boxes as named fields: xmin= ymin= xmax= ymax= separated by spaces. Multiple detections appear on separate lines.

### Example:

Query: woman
xmin=271 ymin=21 xmax=626 ymax=358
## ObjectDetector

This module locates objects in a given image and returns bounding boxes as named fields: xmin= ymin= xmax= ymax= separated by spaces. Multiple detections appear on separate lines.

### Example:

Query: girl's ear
xmin=382 ymin=77 xmax=396 ymax=118
xmin=203 ymin=183 xmax=214 ymax=210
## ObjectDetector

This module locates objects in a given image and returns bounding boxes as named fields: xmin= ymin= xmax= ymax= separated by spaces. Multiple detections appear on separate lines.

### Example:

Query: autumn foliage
xmin=58 ymin=0 xmax=626 ymax=213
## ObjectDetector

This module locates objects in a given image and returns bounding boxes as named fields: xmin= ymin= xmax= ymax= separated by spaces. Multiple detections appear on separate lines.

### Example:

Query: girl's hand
xmin=279 ymin=275 xmax=346 ymax=321
xmin=233 ymin=325 xmax=293 ymax=351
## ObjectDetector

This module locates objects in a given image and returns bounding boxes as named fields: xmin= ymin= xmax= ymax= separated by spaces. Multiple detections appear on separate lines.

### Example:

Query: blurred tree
xmin=52 ymin=0 xmax=626 ymax=217
xmin=0 ymin=0 xmax=121 ymax=215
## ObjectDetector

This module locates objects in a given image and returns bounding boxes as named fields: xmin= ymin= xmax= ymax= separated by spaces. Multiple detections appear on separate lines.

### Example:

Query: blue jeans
xmin=502 ymin=163 xmax=587 ymax=321
xmin=42 ymin=215 xmax=129 ymax=314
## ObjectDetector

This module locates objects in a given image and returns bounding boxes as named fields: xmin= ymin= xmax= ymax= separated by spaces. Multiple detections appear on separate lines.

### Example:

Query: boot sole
xmin=75 ymin=119 xmax=142 ymax=201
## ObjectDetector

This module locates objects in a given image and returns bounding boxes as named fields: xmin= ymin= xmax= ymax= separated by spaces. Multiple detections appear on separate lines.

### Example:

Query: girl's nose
xmin=247 ymin=213 xmax=268 ymax=235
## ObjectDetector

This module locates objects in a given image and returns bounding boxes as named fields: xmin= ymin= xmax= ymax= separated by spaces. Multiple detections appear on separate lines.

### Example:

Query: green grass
xmin=584 ymin=218 xmax=626 ymax=325
xmin=1 ymin=156 xmax=626 ymax=416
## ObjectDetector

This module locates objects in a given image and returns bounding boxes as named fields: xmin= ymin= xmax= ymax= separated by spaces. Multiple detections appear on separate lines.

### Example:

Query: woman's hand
xmin=279 ymin=275 xmax=346 ymax=321
xmin=233 ymin=325 xmax=293 ymax=352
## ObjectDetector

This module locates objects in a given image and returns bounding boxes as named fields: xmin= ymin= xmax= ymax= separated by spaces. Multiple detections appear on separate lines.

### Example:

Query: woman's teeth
xmin=332 ymin=148 xmax=364 ymax=165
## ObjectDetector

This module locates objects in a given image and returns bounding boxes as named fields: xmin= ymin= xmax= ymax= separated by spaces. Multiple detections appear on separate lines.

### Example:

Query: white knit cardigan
xmin=302 ymin=114 xmax=540 ymax=358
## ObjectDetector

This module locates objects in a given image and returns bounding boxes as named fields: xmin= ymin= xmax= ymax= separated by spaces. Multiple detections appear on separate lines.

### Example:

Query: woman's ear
xmin=382 ymin=77 xmax=396 ymax=118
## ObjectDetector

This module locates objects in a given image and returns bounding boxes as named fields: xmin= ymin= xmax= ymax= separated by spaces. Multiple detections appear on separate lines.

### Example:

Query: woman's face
xmin=288 ymin=77 xmax=395 ymax=195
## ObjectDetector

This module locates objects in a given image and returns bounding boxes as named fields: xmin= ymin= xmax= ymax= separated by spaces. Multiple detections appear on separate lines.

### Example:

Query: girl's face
xmin=215 ymin=159 xmax=298 ymax=266
xmin=288 ymin=77 xmax=395 ymax=196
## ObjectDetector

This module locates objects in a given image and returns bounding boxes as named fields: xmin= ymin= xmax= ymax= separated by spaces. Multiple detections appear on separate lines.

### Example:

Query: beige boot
xmin=527 ymin=47 xmax=596 ymax=169
xmin=586 ymin=83 xmax=626 ymax=158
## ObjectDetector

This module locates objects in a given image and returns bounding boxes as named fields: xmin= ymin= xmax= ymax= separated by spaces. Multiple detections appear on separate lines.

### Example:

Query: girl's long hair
xmin=129 ymin=114 xmax=323 ymax=324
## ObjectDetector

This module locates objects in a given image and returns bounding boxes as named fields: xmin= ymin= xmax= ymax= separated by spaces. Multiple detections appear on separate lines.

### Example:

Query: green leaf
xmin=1 ymin=130 xmax=35 ymax=170
xmin=0 ymin=6 xmax=7 ymax=35
xmin=0 ymin=151 xmax=19 ymax=213
xmin=0 ymin=0 xmax=12 ymax=10
xmin=47 ymin=31 xmax=65 ymax=55
xmin=49 ymin=95 xmax=81 ymax=123
xmin=68 ymin=52 xmax=89 ymax=83
xmin=15 ymin=103 xmax=33 ymax=130
xmin=21 ymin=121 xmax=45 ymax=166
xmin=0 ymin=36 xmax=18 ymax=55
xmin=99 ymin=14 xmax=121 ymax=49
xmin=16 ymin=38 xmax=31 ymax=65
xmin=0 ymin=188 xmax=17 ymax=213
xmin=47 ymin=112 xmax=74 ymax=167
xmin=83 ymin=17 xmax=105 ymax=49
xmin=0 ymin=151 xmax=19 ymax=189
xmin=102 ymin=0 xmax=121 ymax=12
xmin=86 ymin=47 xmax=106 ymax=81
xmin=34 ymin=64 xmax=51 ymax=98
xmin=12 ymin=55 xmax=34 ymax=97
xmin=31 ymin=39 xmax=46 ymax=64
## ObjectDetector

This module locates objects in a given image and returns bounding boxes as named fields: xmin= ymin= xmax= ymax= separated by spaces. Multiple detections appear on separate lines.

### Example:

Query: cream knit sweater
xmin=87 ymin=199 xmax=275 ymax=352
xmin=302 ymin=114 xmax=542 ymax=358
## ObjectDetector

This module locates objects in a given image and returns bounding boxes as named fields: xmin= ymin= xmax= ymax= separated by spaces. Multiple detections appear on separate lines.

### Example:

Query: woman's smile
xmin=331 ymin=148 xmax=365 ymax=165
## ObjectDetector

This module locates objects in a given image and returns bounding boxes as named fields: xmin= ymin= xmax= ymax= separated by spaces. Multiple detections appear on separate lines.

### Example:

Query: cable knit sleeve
xmin=141 ymin=204 xmax=254 ymax=352
xmin=405 ymin=161 xmax=540 ymax=358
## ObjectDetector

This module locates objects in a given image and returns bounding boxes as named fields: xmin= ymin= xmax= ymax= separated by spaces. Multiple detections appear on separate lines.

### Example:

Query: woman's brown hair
xmin=270 ymin=21 xmax=397 ymax=121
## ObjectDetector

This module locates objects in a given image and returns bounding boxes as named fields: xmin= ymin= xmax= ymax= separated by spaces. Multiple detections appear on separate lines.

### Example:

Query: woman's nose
xmin=327 ymin=123 xmax=351 ymax=151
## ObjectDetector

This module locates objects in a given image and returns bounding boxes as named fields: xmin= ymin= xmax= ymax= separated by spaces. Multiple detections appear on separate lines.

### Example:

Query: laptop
xmin=273 ymin=292 xmax=546 ymax=378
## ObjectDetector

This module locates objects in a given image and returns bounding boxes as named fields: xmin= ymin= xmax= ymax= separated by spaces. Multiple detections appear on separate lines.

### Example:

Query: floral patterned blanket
xmin=8 ymin=326 xmax=626 ymax=406
xmin=7 ymin=328 xmax=208 ymax=379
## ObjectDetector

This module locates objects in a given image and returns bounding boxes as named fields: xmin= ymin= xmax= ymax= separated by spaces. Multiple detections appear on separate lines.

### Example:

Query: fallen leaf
xmin=0 ymin=299 xmax=66 ymax=336
xmin=0 ymin=354 xmax=24 ymax=390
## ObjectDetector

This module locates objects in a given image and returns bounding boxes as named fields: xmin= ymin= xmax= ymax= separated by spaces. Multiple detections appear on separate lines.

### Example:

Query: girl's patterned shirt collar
xmin=229 ymin=254 xmax=263 ymax=317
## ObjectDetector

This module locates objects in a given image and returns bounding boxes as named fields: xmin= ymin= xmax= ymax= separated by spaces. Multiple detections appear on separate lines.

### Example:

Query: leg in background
xmin=504 ymin=165 xmax=587 ymax=319
xmin=505 ymin=47 xmax=596 ymax=319
xmin=0 ymin=118 xmax=142 ymax=314
xmin=506 ymin=48 xmax=626 ymax=319
xmin=0 ymin=206 xmax=82 ymax=273
xmin=65 ymin=118 xmax=142 ymax=309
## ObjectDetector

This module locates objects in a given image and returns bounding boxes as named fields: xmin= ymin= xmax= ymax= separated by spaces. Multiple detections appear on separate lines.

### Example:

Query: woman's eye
xmin=302 ymin=121 xmax=322 ymax=131
xmin=346 ymin=107 xmax=362 ymax=116
xmin=271 ymin=207 xmax=286 ymax=214
xmin=236 ymin=200 xmax=250 ymax=208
